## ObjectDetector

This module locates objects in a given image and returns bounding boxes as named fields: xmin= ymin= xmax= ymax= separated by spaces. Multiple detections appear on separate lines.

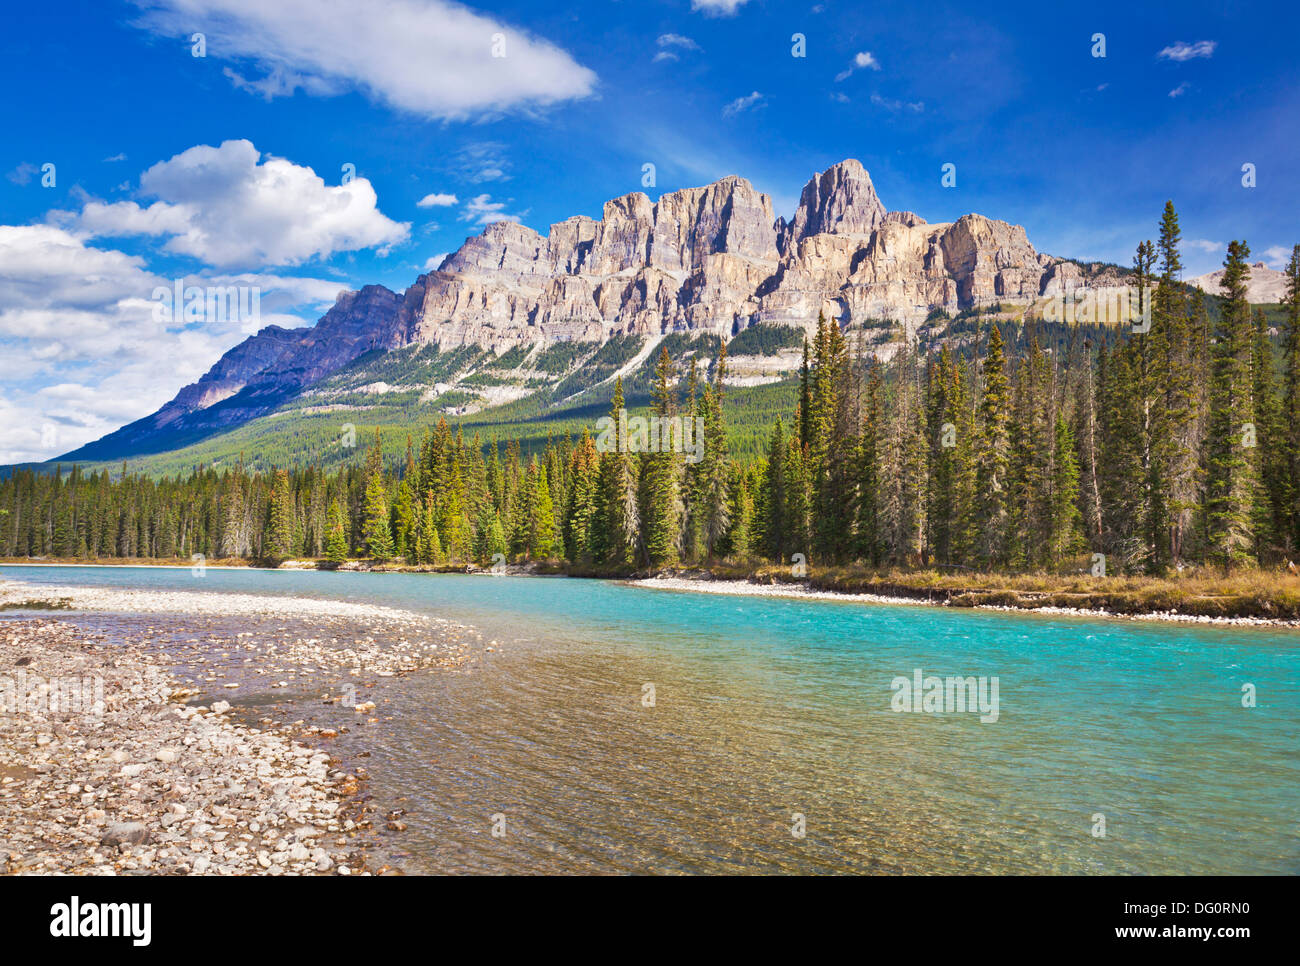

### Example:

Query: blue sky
xmin=2 ymin=0 xmax=1297 ymax=462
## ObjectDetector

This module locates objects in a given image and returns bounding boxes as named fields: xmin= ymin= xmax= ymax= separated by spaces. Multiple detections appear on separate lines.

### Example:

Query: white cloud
xmin=6 ymin=162 xmax=37 ymax=186
xmin=424 ymin=253 xmax=450 ymax=271
xmin=691 ymin=0 xmax=750 ymax=15
xmin=1168 ymin=82 xmax=1190 ymax=98
xmin=459 ymin=194 xmax=524 ymax=226
xmin=1157 ymin=40 xmax=1217 ymax=62
xmin=452 ymin=142 xmax=511 ymax=184
xmin=836 ymin=50 xmax=881 ymax=81
xmin=722 ymin=91 xmax=765 ymax=117
xmin=417 ymin=192 xmax=458 ymax=208
xmin=1187 ymin=239 xmax=1223 ymax=253
xmin=65 ymin=139 xmax=408 ymax=268
xmin=1261 ymin=245 xmax=1295 ymax=270
xmin=0 ymin=223 xmax=350 ymax=462
xmin=658 ymin=33 xmax=701 ymax=51
xmin=130 ymin=0 xmax=596 ymax=120
xmin=653 ymin=51 xmax=679 ymax=63
xmin=871 ymin=93 xmax=924 ymax=113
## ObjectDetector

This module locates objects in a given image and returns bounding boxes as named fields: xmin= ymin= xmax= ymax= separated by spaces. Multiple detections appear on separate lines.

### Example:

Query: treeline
xmin=4 ymin=204 xmax=1299 ymax=576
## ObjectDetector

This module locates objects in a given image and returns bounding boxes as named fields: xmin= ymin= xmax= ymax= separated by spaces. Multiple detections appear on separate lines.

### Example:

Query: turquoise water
xmin=3 ymin=564 xmax=1297 ymax=874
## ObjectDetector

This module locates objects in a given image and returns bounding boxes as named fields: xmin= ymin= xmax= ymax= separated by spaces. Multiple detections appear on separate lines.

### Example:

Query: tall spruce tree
xmin=1204 ymin=241 xmax=1256 ymax=569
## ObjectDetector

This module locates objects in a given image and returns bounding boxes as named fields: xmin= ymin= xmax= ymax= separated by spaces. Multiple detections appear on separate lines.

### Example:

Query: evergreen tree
xmin=1204 ymin=242 xmax=1256 ymax=569
xmin=1283 ymin=245 xmax=1300 ymax=554
xmin=266 ymin=469 xmax=295 ymax=561
xmin=592 ymin=378 xmax=639 ymax=567
xmin=640 ymin=347 xmax=682 ymax=567
xmin=972 ymin=326 xmax=1011 ymax=568
xmin=362 ymin=472 xmax=394 ymax=560
xmin=325 ymin=500 xmax=349 ymax=563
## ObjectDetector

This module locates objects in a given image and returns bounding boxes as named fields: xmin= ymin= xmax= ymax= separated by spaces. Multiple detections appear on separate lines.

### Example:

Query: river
xmin=2 ymin=564 xmax=1296 ymax=874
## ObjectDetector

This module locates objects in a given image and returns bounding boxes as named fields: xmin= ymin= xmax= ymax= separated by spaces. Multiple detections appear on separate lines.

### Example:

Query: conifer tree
xmin=362 ymin=471 xmax=394 ymax=560
xmin=325 ymin=500 xmax=349 ymax=563
xmin=641 ymin=347 xmax=682 ymax=567
xmin=592 ymin=378 xmax=638 ymax=566
xmin=972 ymin=326 xmax=1011 ymax=568
xmin=266 ymin=469 xmax=294 ymax=561
xmin=1205 ymin=242 xmax=1256 ymax=569
xmin=1283 ymin=244 xmax=1300 ymax=553
xmin=760 ymin=419 xmax=787 ymax=561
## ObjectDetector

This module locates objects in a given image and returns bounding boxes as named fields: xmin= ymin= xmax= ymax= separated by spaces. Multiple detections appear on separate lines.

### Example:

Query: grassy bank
xmin=715 ymin=564 xmax=1300 ymax=622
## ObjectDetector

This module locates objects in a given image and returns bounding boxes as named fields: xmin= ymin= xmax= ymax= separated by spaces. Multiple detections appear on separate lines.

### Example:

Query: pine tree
xmin=1250 ymin=308 xmax=1287 ymax=561
xmin=640 ymin=347 xmax=682 ymax=567
xmin=1204 ymin=242 xmax=1256 ymax=569
xmin=266 ymin=469 xmax=294 ymax=561
xmin=362 ymin=472 xmax=394 ymax=560
xmin=972 ymin=326 xmax=1011 ymax=568
xmin=700 ymin=344 xmax=731 ymax=558
xmin=325 ymin=500 xmax=349 ymax=563
xmin=592 ymin=378 xmax=638 ymax=566
xmin=1048 ymin=414 xmax=1083 ymax=566
xmin=855 ymin=361 xmax=884 ymax=566
xmin=528 ymin=459 xmax=557 ymax=559
xmin=1283 ymin=244 xmax=1300 ymax=555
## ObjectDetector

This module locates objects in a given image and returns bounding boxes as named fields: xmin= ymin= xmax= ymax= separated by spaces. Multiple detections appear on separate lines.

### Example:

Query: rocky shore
xmin=0 ymin=619 xmax=368 ymax=875
xmin=0 ymin=579 xmax=485 ymax=875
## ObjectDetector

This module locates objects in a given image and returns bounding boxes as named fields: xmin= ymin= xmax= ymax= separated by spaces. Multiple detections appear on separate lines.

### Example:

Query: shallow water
xmin=3 ymin=564 xmax=1297 ymax=874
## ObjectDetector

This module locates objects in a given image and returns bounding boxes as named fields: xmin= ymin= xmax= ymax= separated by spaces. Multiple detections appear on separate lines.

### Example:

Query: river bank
xmin=8 ymin=557 xmax=1299 ymax=627
xmin=0 ymin=578 xmax=486 ymax=875
xmin=0 ymin=618 xmax=368 ymax=875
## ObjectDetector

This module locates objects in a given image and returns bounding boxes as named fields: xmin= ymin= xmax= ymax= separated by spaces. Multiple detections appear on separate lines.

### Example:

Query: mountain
xmin=1188 ymin=261 xmax=1292 ymax=305
xmin=59 ymin=159 xmax=1113 ymax=464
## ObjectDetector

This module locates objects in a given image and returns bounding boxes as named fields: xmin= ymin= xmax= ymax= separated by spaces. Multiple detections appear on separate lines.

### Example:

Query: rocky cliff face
xmin=61 ymin=159 xmax=1115 ymax=461
xmin=1189 ymin=261 xmax=1293 ymax=305
xmin=413 ymin=158 xmax=1090 ymax=350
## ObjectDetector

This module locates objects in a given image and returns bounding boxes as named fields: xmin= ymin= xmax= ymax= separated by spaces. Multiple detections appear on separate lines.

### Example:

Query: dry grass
xmin=718 ymin=562 xmax=1300 ymax=620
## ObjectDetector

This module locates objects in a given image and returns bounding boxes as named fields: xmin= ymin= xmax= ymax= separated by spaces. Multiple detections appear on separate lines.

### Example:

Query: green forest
xmin=5 ymin=205 xmax=1300 ymax=577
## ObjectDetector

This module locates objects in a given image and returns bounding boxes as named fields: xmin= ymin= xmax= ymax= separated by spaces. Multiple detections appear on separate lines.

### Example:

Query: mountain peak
xmin=60 ymin=160 xmax=1092 ymax=463
xmin=781 ymin=159 xmax=886 ymax=249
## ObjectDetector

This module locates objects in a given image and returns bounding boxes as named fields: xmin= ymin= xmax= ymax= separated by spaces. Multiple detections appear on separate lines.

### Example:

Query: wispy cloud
xmin=835 ymin=50 xmax=881 ymax=82
xmin=453 ymin=142 xmax=511 ymax=183
xmin=722 ymin=90 xmax=765 ymax=117
xmin=658 ymin=33 xmax=701 ymax=51
xmin=6 ymin=162 xmax=37 ymax=186
xmin=691 ymin=0 xmax=750 ymax=16
xmin=459 ymin=193 xmax=526 ymax=226
xmin=1187 ymin=239 xmax=1223 ymax=253
xmin=871 ymin=93 xmax=924 ymax=113
xmin=1169 ymin=82 xmax=1190 ymax=98
xmin=1158 ymin=40 xmax=1217 ymax=62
